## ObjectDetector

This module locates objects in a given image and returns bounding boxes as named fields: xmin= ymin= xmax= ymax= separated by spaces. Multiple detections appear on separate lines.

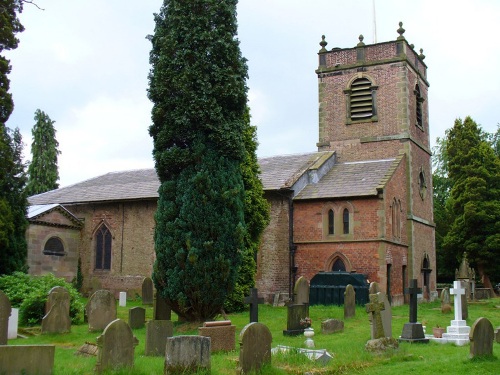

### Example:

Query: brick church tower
xmin=315 ymin=23 xmax=436 ymax=299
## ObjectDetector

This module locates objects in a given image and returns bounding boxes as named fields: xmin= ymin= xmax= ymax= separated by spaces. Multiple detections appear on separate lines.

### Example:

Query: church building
xmin=26 ymin=24 xmax=436 ymax=305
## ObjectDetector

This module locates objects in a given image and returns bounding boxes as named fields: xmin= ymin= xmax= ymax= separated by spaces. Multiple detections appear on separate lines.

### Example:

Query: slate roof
xmin=294 ymin=157 xmax=400 ymax=200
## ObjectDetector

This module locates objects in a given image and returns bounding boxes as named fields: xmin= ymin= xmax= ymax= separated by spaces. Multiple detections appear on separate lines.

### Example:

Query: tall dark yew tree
xmin=0 ymin=0 xmax=28 ymax=275
xmin=148 ymin=0 xmax=251 ymax=321
xmin=26 ymin=109 xmax=60 ymax=196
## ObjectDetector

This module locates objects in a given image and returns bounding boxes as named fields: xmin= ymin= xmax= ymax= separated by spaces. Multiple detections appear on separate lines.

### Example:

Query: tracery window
xmin=95 ymin=224 xmax=112 ymax=270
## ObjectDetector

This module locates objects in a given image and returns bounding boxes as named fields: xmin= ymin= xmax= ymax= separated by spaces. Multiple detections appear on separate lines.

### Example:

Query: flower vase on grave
xmin=304 ymin=327 xmax=315 ymax=348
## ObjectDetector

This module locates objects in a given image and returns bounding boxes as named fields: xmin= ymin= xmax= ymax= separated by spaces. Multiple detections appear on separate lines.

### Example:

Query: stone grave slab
xmin=469 ymin=317 xmax=494 ymax=358
xmin=0 ymin=290 xmax=11 ymax=345
xmin=86 ymin=290 xmax=117 ymax=332
xmin=343 ymin=284 xmax=356 ymax=319
xmin=128 ymin=306 xmax=146 ymax=329
xmin=145 ymin=320 xmax=173 ymax=356
xmin=154 ymin=293 xmax=172 ymax=321
xmin=283 ymin=304 xmax=308 ymax=336
xmin=142 ymin=277 xmax=154 ymax=305
xmin=42 ymin=286 xmax=71 ymax=334
xmin=95 ymin=319 xmax=138 ymax=374
xmin=272 ymin=345 xmax=333 ymax=365
xmin=294 ymin=276 xmax=309 ymax=305
xmin=164 ymin=335 xmax=211 ymax=374
xmin=198 ymin=320 xmax=236 ymax=352
xmin=239 ymin=322 xmax=272 ymax=374
xmin=0 ymin=345 xmax=55 ymax=375
xmin=321 ymin=319 xmax=344 ymax=334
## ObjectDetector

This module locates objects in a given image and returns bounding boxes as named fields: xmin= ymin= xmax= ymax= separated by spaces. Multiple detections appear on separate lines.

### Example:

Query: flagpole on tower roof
xmin=373 ymin=0 xmax=378 ymax=44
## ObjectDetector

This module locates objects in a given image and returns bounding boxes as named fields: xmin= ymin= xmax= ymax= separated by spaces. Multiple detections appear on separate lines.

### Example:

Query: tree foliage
xmin=26 ymin=109 xmax=60 ymax=195
xmin=148 ymin=0 xmax=252 ymax=321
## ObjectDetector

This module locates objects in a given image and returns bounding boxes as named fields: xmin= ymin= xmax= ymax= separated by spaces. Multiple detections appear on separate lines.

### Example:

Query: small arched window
xmin=328 ymin=209 xmax=334 ymax=235
xmin=95 ymin=224 xmax=112 ymax=270
xmin=332 ymin=258 xmax=346 ymax=272
xmin=343 ymin=208 xmax=350 ymax=234
xmin=43 ymin=237 xmax=65 ymax=256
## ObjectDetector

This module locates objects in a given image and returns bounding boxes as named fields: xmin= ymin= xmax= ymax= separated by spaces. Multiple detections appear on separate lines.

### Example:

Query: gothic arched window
xmin=343 ymin=208 xmax=350 ymax=234
xmin=95 ymin=224 xmax=112 ymax=270
xmin=415 ymin=84 xmax=424 ymax=129
xmin=328 ymin=209 xmax=334 ymax=235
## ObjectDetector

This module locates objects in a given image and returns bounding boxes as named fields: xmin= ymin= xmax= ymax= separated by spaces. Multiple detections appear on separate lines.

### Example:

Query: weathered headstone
xmin=198 ymin=320 xmax=236 ymax=352
xmin=378 ymin=292 xmax=392 ymax=338
xmin=343 ymin=284 xmax=356 ymax=319
xmin=321 ymin=319 xmax=344 ymax=334
xmin=42 ymin=286 xmax=71 ymax=334
xmin=128 ymin=306 xmax=146 ymax=329
xmin=239 ymin=322 xmax=272 ymax=374
xmin=294 ymin=276 xmax=309 ymax=305
xmin=145 ymin=320 xmax=173 ymax=356
xmin=0 ymin=290 xmax=11 ymax=345
xmin=95 ymin=319 xmax=138 ymax=374
xmin=0 ymin=345 xmax=55 ymax=374
xmin=154 ymin=292 xmax=172 ymax=321
xmin=369 ymin=282 xmax=380 ymax=295
xmin=440 ymin=287 xmax=452 ymax=313
xmin=283 ymin=304 xmax=309 ymax=336
xmin=142 ymin=277 xmax=154 ymax=305
xmin=494 ymin=327 xmax=500 ymax=344
xmin=469 ymin=317 xmax=494 ymax=358
xmin=399 ymin=279 xmax=428 ymax=343
xmin=86 ymin=290 xmax=117 ymax=332
xmin=366 ymin=293 xmax=385 ymax=339
xmin=164 ymin=335 xmax=211 ymax=374
xmin=244 ymin=288 xmax=264 ymax=323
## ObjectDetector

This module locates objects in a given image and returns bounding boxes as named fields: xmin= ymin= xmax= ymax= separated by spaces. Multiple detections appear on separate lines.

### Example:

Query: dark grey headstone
xmin=164 ymin=335 xmax=211 ymax=374
xmin=283 ymin=304 xmax=308 ymax=336
xmin=145 ymin=320 xmax=173 ymax=356
xmin=128 ymin=307 xmax=146 ymax=329
xmin=95 ymin=319 xmax=138 ymax=374
xmin=239 ymin=322 xmax=272 ymax=374
xmin=469 ymin=317 xmax=494 ymax=358
xmin=154 ymin=293 xmax=172 ymax=321
xmin=294 ymin=276 xmax=309 ymax=305
xmin=321 ymin=319 xmax=344 ymax=334
xmin=42 ymin=286 xmax=71 ymax=334
xmin=86 ymin=290 xmax=117 ymax=332
xmin=343 ymin=284 xmax=356 ymax=319
xmin=0 ymin=290 xmax=11 ymax=345
xmin=142 ymin=277 xmax=154 ymax=305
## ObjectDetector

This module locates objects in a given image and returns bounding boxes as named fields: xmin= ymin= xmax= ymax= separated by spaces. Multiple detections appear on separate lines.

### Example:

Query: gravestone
xmin=42 ymin=286 xmax=71 ymax=334
xmin=283 ymin=304 xmax=309 ymax=336
xmin=164 ymin=335 xmax=211 ymax=374
xmin=119 ymin=292 xmax=127 ymax=307
xmin=469 ymin=317 xmax=494 ymax=358
xmin=366 ymin=293 xmax=385 ymax=339
xmin=441 ymin=280 xmax=470 ymax=345
xmin=145 ymin=320 xmax=173 ymax=356
xmin=239 ymin=322 xmax=272 ymax=374
xmin=294 ymin=276 xmax=309 ymax=305
xmin=321 ymin=319 xmax=344 ymax=334
xmin=460 ymin=280 xmax=468 ymax=319
xmin=128 ymin=307 xmax=146 ymax=329
xmin=244 ymin=288 xmax=264 ymax=323
xmin=8 ymin=308 xmax=18 ymax=339
xmin=494 ymin=327 xmax=500 ymax=344
xmin=0 ymin=345 xmax=55 ymax=375
xmin=86 ymin=290 xmax=117 ymax=331
xmin=142 ymin=277 xmax=154 ymax=305
xmin=399 ymin=279 xmax=428 ymax=343
xmin=378 ymin=291 xmax=392 ymax=338
xmin=0 ymin=290 xmax=11 ymax=345
xmin=154 ymin=293 xmax=172 ymax=321
xmin=440 ymin=287 xmax=452 ymax=313
xmin=95 ymin=319 xmax=139 ymax=374
xmin=343 ymin=284 xmax=356 ymax=319
xmin=369 ymin=282 xmax=380 ymax=295
xmin=198 ymin=320 xmax=236 ymax=352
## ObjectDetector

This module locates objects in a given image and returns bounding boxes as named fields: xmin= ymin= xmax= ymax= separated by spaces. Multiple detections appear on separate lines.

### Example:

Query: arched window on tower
xmin=95 ymin=224 xmax=112 ymax=270
xmin=345 ymin=77 xmax=378 ymax=123
xmin=415 ymin=84 xmax=424 ymax=129
xmin=343 ymin=208 xmax=350 ymax=234
xmin=328 ymin=209 xmax=334 ymax=235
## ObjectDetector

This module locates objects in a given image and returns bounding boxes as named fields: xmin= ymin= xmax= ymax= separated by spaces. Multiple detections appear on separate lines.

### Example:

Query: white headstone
xmin=119 ymin=292 xmax=127 ymax=307
xmin=450 ymin=280 xmax=465 ymax=322
xmin=8 ymin=308 xmax=18 ymax=339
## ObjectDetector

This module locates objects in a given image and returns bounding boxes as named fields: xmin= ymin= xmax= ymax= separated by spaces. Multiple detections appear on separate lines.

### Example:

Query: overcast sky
xmin=5 ymin=0 xmax=500 ymax=187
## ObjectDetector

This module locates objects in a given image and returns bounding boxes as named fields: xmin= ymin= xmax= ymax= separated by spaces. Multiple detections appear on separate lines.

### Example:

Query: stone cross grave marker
xmin=469 ymin=317 xmax=494 ymax=358
xmin=294 ymin=276 xmax=309 ymax=305
xmin=239 ymin=322 xmax=272 ymax=374
xmin=450 ymin=280 xmax=465 ymax=322
xmin=142 ymin=277 xmax=154 ymax=305
xmin=399 ymin=279 xmax=428 ymax=343
xmin=164 ymin=335 xmax=211 ymax=374
xmin=128 ymin=306 xmax=146 ymax=329
xmin=153 ymin=292 xmax=172 ymax=320
xmin=86 ymin=290 xmax=117 ymax=332
xmin=95 ymin=319 xmax=138 ymax=374
xmin=145 ymin=320 xmax=173 ymax=356
xmin=366 ymin=293 xmax=385 ymax=339
xmin=42 ymin=286 xmax=71 ymax=334
xmin=343 ymin=284 xmax=356 ymax=319
xmin=0 ymin=290 xmax=11 ymax=345
xmin=244 ymin=288 xmax=264 ymax=323
xmin=407 ymin=279 xmax=420 ymax=323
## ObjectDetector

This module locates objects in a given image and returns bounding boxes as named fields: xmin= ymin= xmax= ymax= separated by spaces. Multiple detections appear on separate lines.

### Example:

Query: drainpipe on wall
xmin=287 ymin=192 xmax=297 ymax=303
xmin=120 ymin=203 xmax=125 ymax=273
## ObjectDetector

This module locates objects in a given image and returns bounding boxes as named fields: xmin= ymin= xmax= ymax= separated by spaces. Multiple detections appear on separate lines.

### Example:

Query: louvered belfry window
xmin=415 ymin=84 xmax=423 ymax=127
xmin=350 ymin=77 xmax=373 ymax=120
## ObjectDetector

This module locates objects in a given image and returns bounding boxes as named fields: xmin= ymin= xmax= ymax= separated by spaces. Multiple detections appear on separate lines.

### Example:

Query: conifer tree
xmin=148 ymin=0 xmax=251 ymax=321
xmin=26 ymin=109 xmax=60 ymax=195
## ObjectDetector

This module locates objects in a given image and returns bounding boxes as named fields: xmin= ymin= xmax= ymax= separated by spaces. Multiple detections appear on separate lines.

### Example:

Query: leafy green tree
xmin=443 ymin=117 xmax=500 ymax=290
xmin=148 ymin=0 xmax=251 ymax=321
xmin=26 ymin=109 xmax=60 ymax=195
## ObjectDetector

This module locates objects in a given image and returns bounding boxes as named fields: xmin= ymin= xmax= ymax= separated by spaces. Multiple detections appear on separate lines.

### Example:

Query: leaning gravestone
xmin=294 ymin=276 xmax=309 ymax=305
xmin=95 ymin=319 xmax=139 ymax=374
xmin=128 ymin=307 xmax=146 ymax=329
xmin=321 ymin=319 xmax=344 ymax=334
xmin=142 ymin=277 xmax=154 ymax=305
xmin=86 ymin=290 xmax=117 ymax=332
xmin=0 ymin=290 xmax=11 ymax=345
xmin=366 ymin=293 xmax=385 ymax=339
xmin=145 ymin=320 xmax=173 ymax=356
xmin=283 ymin=304 xmax=309 ymax=336
xmin=164 ymin=335 xmax=211 ymax=374
xmin=239 ymin=322 xmax=272 ymax=374
xmin=344 ymin=284 xmax=356 ymax=319
xmin=154 ymin=292 xmax=172 ymax=321
xmin=469 ymin=317 xmax=494 ymax=358
xmin=378 ymin=291 xmax=392 ymax=338
xmin=42 ymin=286 xmax=71 ymax=334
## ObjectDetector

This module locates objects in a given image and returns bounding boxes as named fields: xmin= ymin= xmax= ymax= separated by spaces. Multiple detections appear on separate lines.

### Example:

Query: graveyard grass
xmin=8 ymin=298 xmax=500 ymax=374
